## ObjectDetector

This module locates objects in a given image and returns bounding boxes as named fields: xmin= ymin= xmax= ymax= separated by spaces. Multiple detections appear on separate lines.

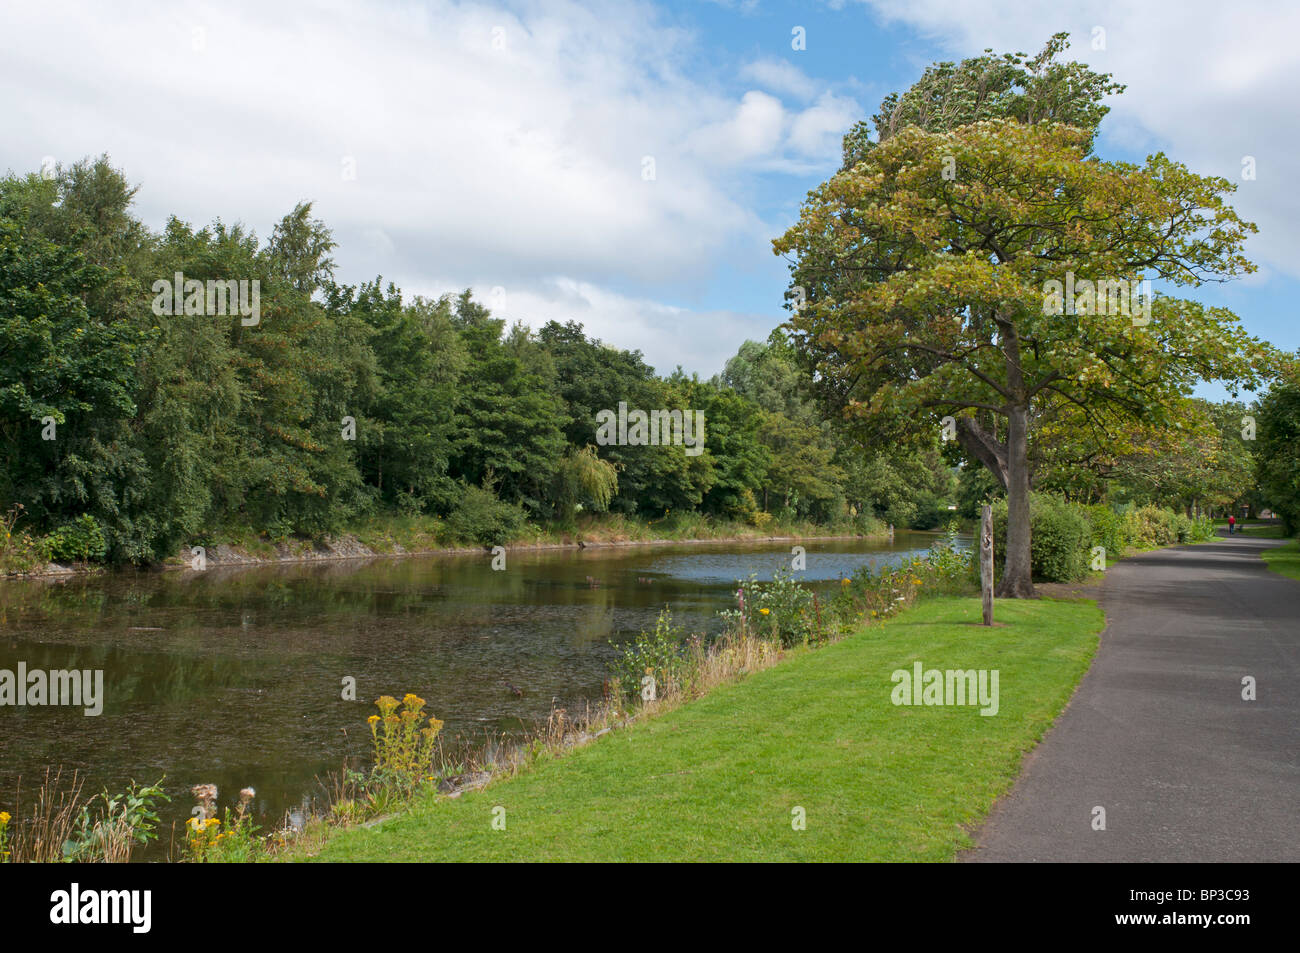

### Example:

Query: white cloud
xmin=788 ymin=92 xmax=861 ymax=156
xmin=739 ymin=58 xmax=819 ymax=100
xmin=0 ymin=1 xmax=812 ymax=297
xmin=688 ymin=90 xmax=788 ymax=163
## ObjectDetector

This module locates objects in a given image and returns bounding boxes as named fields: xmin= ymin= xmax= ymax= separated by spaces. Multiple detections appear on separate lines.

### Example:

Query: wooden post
xmin=980 ymin=503 xmax=994 ymax=626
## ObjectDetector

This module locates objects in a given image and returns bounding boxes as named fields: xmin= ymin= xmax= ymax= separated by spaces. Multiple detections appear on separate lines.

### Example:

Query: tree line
xmin=0 ymin=158 xmax=957 ymax=565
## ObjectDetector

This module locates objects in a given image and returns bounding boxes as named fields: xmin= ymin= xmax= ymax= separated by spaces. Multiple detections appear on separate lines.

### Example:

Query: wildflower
xmin=239 ymin=787 xmax=255 ymax=804
xmin=759 ymin=608 xmax=770 ymax=615
xmin=0 ymin=811 xmax=9 ymax=825
xmin=367 ymin=714 xmax=380 ymax=726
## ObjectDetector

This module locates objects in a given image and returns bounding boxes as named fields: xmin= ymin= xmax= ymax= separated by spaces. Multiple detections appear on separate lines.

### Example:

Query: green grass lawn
xmin=1262 ymin=540 xmax=1300 ymax=582
xmin=294 ymin=595 xmax=1103 ymax=863
xmin=1237 ymin=524 xmax=1288 ymax=539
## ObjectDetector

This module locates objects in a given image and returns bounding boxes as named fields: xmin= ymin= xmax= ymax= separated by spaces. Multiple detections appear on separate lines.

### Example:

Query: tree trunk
xmin=997 ymin=402 xmax=1035 ymax=598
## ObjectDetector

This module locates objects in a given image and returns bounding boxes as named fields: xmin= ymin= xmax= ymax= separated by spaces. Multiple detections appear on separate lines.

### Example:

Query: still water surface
xmin=0 ymin=532 xmax=956 ymax=853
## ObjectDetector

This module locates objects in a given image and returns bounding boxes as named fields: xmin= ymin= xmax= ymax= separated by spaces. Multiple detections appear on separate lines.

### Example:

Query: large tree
xmin=775 ymin=37 xmax=1274 ymax=596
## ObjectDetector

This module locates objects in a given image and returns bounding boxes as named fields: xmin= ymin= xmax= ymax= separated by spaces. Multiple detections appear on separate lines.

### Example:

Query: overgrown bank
xmin=0 ymin=509 xmax=891 ymax=577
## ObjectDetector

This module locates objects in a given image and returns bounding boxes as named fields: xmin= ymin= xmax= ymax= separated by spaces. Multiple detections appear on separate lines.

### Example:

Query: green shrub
xmin=1083 ymin=504 xmax=1127 ymax=557
xmin=909 ymin=496 xmax=949 ymax=531
xmin=445 ymin=484 xmax=527 ymax=545
xmin=609 ymin=609 xmax=696 ymax=702
xmin=992 ymin=494 xmax=1090 ymax=583
xmin=45 ymin=515 xmax=108 ymax=563
xmin=882 ymin=500 xmax=917 ymax=529
xmin=730 ymin=570 xmax=820 ymax=647
xmin=1123 ymin=505 xmax=1196 ymax=547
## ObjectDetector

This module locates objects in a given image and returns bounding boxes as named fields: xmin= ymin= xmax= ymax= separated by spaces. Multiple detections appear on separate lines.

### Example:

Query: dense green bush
xmin=909 ymin=496 xmax=950 ymax=531
xmin=882 ymin=500 xmax=917 ymax=530
xmin=989 ymin=498 xmax=1215 ymax=583
xmin=1121 ymin=506 xmax=1215 ymax=546
xmin=45 ymin=515 xmax=108 ymax=563
xmin=1083 ymin=503 xmax=1127 ymax=557
xmin=1124 ymin=505 xmax=1191 ymax=547
xmin=444 ymin=484 xmax=528 ymax=545
xmin=992 ymin=494 xmax=1090 ymax=583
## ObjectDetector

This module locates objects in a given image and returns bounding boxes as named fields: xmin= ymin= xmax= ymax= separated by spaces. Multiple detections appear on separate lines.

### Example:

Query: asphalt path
xmin=964 ymin=532 xmax=1299 ymax=862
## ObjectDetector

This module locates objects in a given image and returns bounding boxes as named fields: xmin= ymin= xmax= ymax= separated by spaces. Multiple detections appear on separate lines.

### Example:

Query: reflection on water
xmin=0 ymin=532 xmax=961 ymax=855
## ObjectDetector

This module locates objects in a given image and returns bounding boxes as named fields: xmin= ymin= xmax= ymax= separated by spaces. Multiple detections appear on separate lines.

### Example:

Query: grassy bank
xmin=1262 ymin=540 xmax=1300 ymax=582
xmin=173 ymin=511 xmax=886 ymax=572
xmin=343 ymin=510 xmax=881 ymax=554
xmin=291 ymin=594 xmax=1103 ymax=863
xmin=3 ymin=510 xmax=888 ymax=575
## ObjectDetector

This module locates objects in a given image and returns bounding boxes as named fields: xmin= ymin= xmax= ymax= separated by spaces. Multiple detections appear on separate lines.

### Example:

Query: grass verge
xmin=1262 ymin=540 xmax=1300 ymax=582
xmin=291 ymin=594 xmax=1103 ymax=863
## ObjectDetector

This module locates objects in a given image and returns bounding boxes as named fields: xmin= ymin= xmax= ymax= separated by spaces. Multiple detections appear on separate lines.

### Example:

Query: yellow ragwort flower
xmin=759 ymin=607 xmax=770 ymax=615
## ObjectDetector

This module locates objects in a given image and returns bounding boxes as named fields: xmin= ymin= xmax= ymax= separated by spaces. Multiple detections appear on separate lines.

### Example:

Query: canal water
xmin=0 ymin=531 xmax=957 ymax=855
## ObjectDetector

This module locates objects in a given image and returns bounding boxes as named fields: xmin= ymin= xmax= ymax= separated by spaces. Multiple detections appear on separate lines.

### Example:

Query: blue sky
xmin=1 ymin=0 xmax=1295 ymax=400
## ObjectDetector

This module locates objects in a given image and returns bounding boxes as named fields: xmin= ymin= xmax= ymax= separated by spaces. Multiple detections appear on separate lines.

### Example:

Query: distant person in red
xmin=1228 ymin=515 xmax=1236 ymax=534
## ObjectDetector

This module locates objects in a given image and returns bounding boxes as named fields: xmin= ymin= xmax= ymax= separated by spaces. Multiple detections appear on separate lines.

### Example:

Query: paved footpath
xmin=964 ymin=533 xmax=1299 ymax=862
